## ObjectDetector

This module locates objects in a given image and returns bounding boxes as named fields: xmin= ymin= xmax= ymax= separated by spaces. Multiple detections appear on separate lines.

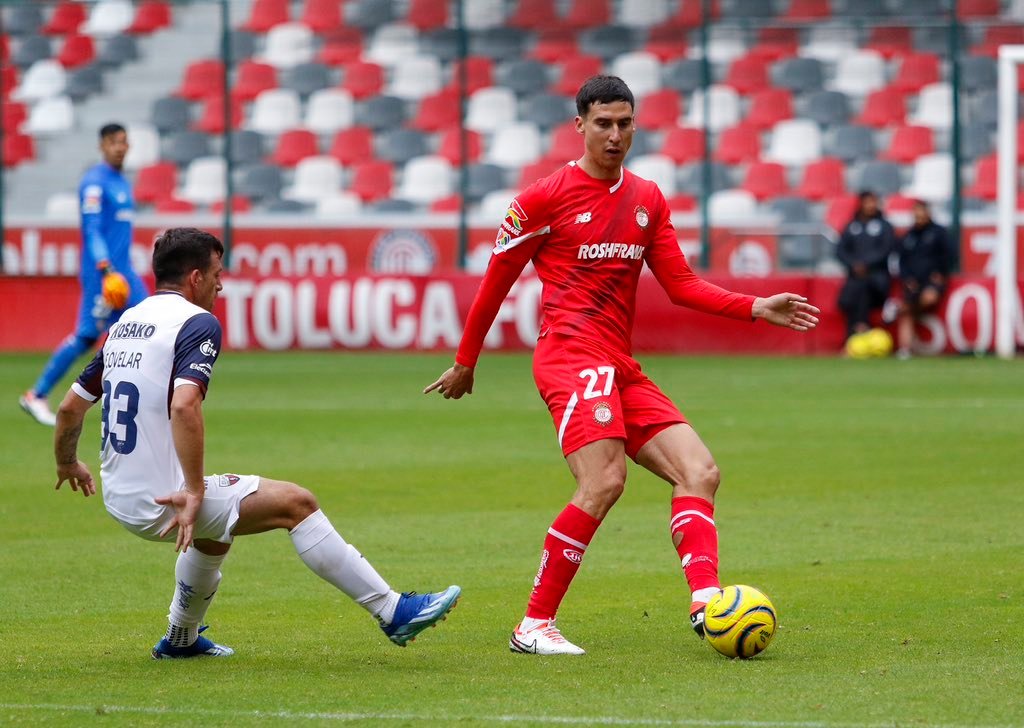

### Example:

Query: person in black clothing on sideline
xmin=837 ymin=191 xmax=895 ymax=339
xmin=895 ymin=200 xmax=951 ymax=359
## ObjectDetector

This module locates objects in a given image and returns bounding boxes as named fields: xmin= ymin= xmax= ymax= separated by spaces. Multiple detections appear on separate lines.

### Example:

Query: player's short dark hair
xmin=153 ymin=228 xmax=225 ymax=286
xmin=99 ymin=123 xmax=126 ymax=139
xmin=576 ymin=75 xmax=635 ymax=117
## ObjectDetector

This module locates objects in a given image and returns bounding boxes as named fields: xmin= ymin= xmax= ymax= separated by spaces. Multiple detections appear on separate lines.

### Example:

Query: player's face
xmin=196 ymin=253 xmax=224 ymax=312
xmin=100 ymin=131 xmax=129 ymax=170
xmin=576 ymin=101 xmax=634 ymax=176
xmin=913 ymin=203 xmax=929 ymax=227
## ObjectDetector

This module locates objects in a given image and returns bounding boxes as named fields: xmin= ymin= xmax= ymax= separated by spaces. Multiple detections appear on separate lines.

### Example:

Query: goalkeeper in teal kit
xmin=20 ymin=123 xmax=149 ymax=426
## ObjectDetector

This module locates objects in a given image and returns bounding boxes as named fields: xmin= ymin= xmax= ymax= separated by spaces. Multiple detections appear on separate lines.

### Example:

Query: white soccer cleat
xmin=509 ymin=619 xmax=585 ymax=655
xmin=19 ymin=391 xmax=56 ymax=426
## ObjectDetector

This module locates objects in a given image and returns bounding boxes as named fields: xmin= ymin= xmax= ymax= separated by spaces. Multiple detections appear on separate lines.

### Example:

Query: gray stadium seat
xmin=663 ymin=59 xmax=704 ymax=94
xmin=346 ymin=0 xmax=394 ymax=29
xmin=421 ymin=29 xmax=461 ymax=64
xmin=826 ymin=125 xmax=876 ymax=164
xmin=522 ymin=93 xmax=575 ymax=129
xmin=769 ymin=196 xmax=814 ymax=223
xmin=229 ymin=130 xmax=265 ymax=166
xmin=264 ymin=198 xmax=310 ymax=213
xmin=835 ymin=0 xmax=888 ymax=15
xmin=804 ymin=91 xmax=850 ymax=127
xmin=961 ymin=56 xmax=997 ymax=94
xmin=722 ymin=0 xmax=775 ymax=16
xmin=580 ymin=26 xmax=637 ymax=61
xmin=773 ymin=58 xmax=824 ymax=94
xmin=283 ymin=62 xmax=332 ymax=97
xmin=375 ymin=129 xmax=429 ymax=164
xmin=496 ymin=60 xmax=550 ymax=97
xmin=677 ymin=162 xmax=733 ymax=195
xmin=164 ymin=131 xmax=212 ymax=167
xmin=367 ymin=198 xmax=417 ymax=213
xmin=13 ymin=36 xmax=52 ymax=68
xmin=235 ymin=163 xmax=284 ymax=202
xmin=151 ymin=96 xmax=192 ymax=134
xmin=98 ymin=35 xmax=138 ymax=67
xmin=466 ymin=163 xmax=507 ymax=201
xmin=900 ymin=0 xmax=951 ymax=14
xmin=230 ymin=31 xmax=257 ymax=62
xmin=961 ymin=122 xmax=993 ymax=160
xmin=630 ymin=129 xmax=655 ymax=157
xmin=66 ymin=65 xmax=105 ymax=102
xmin=856 ymin=160 xmax=903 ymax=196
xmin=469 ymin=28 xmax=526 ymax=61
xmin=913 ymin=24 xmax=963 ymax=55
xmin=5 ymin=5 xmax=44 ymax=35
xmin=354 ymin=95 xmax=406 ymax=130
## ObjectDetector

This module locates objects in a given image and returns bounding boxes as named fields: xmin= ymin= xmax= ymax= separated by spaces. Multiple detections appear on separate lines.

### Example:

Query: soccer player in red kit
xmin=426 ymin=76 xmax=820 ymax=655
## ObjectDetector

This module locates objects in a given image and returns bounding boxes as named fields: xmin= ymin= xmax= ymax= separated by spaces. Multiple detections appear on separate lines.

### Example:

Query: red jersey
xmin=455 ymin=162 xmax=756 ymax=367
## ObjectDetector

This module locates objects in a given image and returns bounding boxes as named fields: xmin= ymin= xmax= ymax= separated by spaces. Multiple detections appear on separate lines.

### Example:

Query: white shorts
xmin=115 ymin=474 xmax=261 ymax=544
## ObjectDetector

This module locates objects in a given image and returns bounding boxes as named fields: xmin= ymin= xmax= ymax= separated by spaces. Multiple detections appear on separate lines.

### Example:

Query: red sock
xmin=525 ymin=503 xmax=601 ymax=620
xmin=670 ymin=496 xmax=720 ymax=598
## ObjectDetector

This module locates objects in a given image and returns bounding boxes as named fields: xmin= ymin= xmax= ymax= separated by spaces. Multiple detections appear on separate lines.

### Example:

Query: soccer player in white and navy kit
xmin=427 ymin=77 xmax=819 ymax=655
xmin=54 ymin=228 xmax=460 ymax=658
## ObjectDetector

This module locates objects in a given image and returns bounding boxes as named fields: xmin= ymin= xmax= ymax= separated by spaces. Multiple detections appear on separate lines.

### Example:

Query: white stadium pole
xmin=996 ymin=46 xmax=1023 ymax=359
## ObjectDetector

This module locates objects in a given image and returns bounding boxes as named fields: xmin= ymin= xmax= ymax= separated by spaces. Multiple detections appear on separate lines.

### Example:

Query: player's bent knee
xmin=288 ymin=484 xmax=319 ymax=522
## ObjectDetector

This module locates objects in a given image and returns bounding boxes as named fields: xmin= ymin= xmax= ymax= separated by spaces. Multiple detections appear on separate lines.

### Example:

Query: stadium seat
xmin=27 ymin=95 xmax=74 ymax=134
xmin=430 ymin=194 xmax=462 ymax=213
xmin=66 ymin=65 xmax=104 ymax=101
xmin=666 ymin=193 xmax=696 ymax=212
xmin=547 ymin=122 xmax=583 ymax=161
xmin=660 ymin=127 xmax=704 ymax=164
xmin=853 ymin=88 xmax=904 ymax=129
xmin=825 ymin=125 xmax=876 ymax=164
xmin=769 ymin=196 xmax=813 ymax=223
xmin=881 ymin=125 xmax=934 ymax=164
xmin=329 ymin=127 xmax=374 ymax=165
xmin=638 ymin=89 xmax=682 ymax=130
xmin=804 ymin=90 xmax=850 ymax=127
xmin=155 ymin=197 xmax=196 ymax=214
xmin=45 ymin=192 xmax=81 ymax=221
xmin=523 ymin=93 xmax=575 ymax=129
xmin=785 ymin=0 xmax=831 ymax=20
xmin=13 ymin=60 xmax=66 ymax=102
xmin=618 ymin=0 xmax=671 ymax=27
xmin=741 ymin=162 xmax=789 ymax=201
xmin=518 ymin=158 xmax=565 ymax=187
xmin=465 ymin=163 xmax=507 ymax=201
xmin=958 ymin=0 xmax=999 ymax=17
xmin=283 ymin=62 xmax=332 ymax=98
xmin=866 ymin=25 xmax=913 ymax=59
xmin=228 ymin=130 xmax=266 ymax=165
xmin=695 ymin=27 xmax=746 ymax=64
xmin=98 ymin=35 xmax=139 ymax=67
xmin=410 ymin=89 xmax=460 ymax=132
xmin=2 ymin=102 xmax=27 ymax=134
xmin=13 ymin=36 xmax=52 ymax=69
xmin=891 ymin=54 xmax=940 ymax=94
xmin=347 ymin=0 xmax=394 ymax=29
xmin=644 ymin=26 xmax=688 ymax=62
xmin=508 ymin=0 xmax=561 ymax=30
xmin=180 ymin=156 xmax=226 ymax=204
xmin=685 ymin=84 xmax=740 ymax=131
xmin=470 ymin=27 xmax=526 ymax=62
xmin=177 ymin=60 xmax=224 ymax=101
xmin=243 ymin=0 xmax=289 ymax=32
xmin=0 ymin=36 xmax=7 ymax=66
xmin=563 ymin=0 xmax=610 ymax=29
xmin=300 ymin=0 xmax=342 ymax=32
xmin=319 ymin=28 xmax=363 ymax=65
xmin=463 ymin=0 xmax=505 ymax=29
xmin=965 ymin=153 xmax=997 ymax=200
xmin=766 ymin=119 xmax=822 ymax=166
xmin=195 ymin=95 xmax=243 ymax=134
xmin=801 ymin=25 xmax=857 ymax=63
xmin=375 ymin=128 xmax=429 ymax=165
xmin=835 ymin=0 xmax=887 ymax=16
xmin=530 ymin=30 xmax=581 ymax=64
xmin=389 ymin=55 xmax=443 ymax=100
xmin=316 ymin=192 xmax=363 ymax=219
xmin=611 ymin=52 xmax=662 ymax=98
xmin=580 ymin=26 xmax=637 ymax=61
xmin=342 ymin=61 xmax=385 ymax=100
xmin=354 ymin=94 xmax=405 ymax=130
xmin=909 ymin=83 xmax=952 ymax=131
xmin=496 ymin=59 xmax=550 ymax=97
xmin=476 ymin=190 xmax=515 ymax=221
xmin=962 ymin=122 xmax=993 ymax=160
xmin=714 ymin=124 xmax=761 ymax=164
xmin=903 ymin=153 xmax=953 ymax=204
xmin=444 ymin=56 xmax=494 ymax=95
xmin=249 ymin=88 xmax=302 ymax=134
xmin=271 ymin=129 xmax=319 ymax=167
xmin=628 ymin=154 xmax=676 ymax=195
xmin=708 ymin=189 xmax=757 ymax=221
xmin=466 ymin=87 xmax=518 ymax=132
xmin=266 ymin=198 xmax=313 ymax=213
xmin=128 ymin=1 xmax=172 ymax=34
xmin=3 ymin=133 xmax=36 ymax=166
xmin=855 ymin=160 xmax=903 ymax=196
xmin=406 ymin=0 xmax=448 ymax=29
xmin=163 ymin=131 xmax=213 ymax=167
xmin=488 ymin=122 xmax=543 ymax=167
xmin=235 ymin=163 xmax=284 ymax=202
xmin=773 ymin=57 xmax=824 ymax=94
xmin=554 ymin=55 xmax=603 ymax=96
xmin=134 ymin=162 xmax=177 ymax=204
xmin=123 ymin=122 xmax=160 ymax=171
xmin=398 ymin=155 xmax=454 ymax=204
xmin=723 ymin=54 xmax=769 ymax=95
xmin=283 ymin=155 xmax=343 ymax=203
xmin=261 ymin=23 xmax=314 ymax=69
xmin=229 ymin=31 xmax=257 ymax=62
xmin=365 ymin=23 xmax=419 ymax=67
xmin=750 ymin=26 xmax=798 ymax=62
xmin=83 ymin=0 xmax=134 ymax=37
xmin=350 ymin=161 xmax=394 ymax=202
xmin=150 ymin=96 xmax=191 ymax=134
xmin=831 ymin=50 xmax=886 ymax=97
xmin=438 ymin=128 xmax=483 ymax=164
xmin=971 ymin=89 xmax=999 ymax=129
xmin=722 ymin=0 xmax=775 ymax=18
xmin=304 ymin=89 xmax=355 ymax=134
xmin=960 ymin=56 xmax=997 ymax=94
xmin=883 ymin=193 xmax=918 ymax=215
xmin=746 ymin=88 xmax=794 ymax=131
xmin=677 ymin=162 xmax=734 ymax=195
xmin=232 ymin=61 xmax=277 ymax=102
xmin=43 ymin=2 xmax=86 ymax=35
xmin=824 ymin=194 xmax=859 ymax=233
xmin=974 ymin=26 xmax=1024 ymax=58
xmin=6 ymin=5 xmax=44 ymax=35
xmin=655 ymin=0 xmax=713 ymax=29
xmin=209 ymin=195 xmax=252 ymax=213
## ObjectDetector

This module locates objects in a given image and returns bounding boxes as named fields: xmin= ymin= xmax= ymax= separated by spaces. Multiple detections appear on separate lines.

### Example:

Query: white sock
xmin=290 ymin=509 xmax=399 ymax=623
xmin=520 ymin=616 xmax=550 ymax=631
xmin=166 ymin=548 xmax=227 ymax=647
xmin=692 ymin=587 xmax=719 ymax=605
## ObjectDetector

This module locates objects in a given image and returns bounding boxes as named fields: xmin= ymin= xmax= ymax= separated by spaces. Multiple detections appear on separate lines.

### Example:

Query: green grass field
xmin=0 ymin=351 xmax=1021 ymax=727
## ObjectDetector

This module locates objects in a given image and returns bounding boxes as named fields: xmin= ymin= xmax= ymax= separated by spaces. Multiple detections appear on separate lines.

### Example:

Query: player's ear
xmin=575 ymin=115 xmax=584 ymax=134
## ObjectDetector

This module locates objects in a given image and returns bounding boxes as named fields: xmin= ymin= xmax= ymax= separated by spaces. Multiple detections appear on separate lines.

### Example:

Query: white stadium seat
xmin=684 ymin=84 xmax=740 ymax=131
xmin=479 ymin=189 xmax=518 ymax=221
xmin=13 ymin=60 xmax=67 ymax=102
xmin=398 ymin=155 xmax=454 ymax=204
xmin=284 ymin=156 xmax=343 ymax=203
xmin=909 ymin=83 xmax=953 ymax=130
xmin=316 ymin=192 xmax=363 ymax=219
xmin=628 ymin=153 xmax=677 ymax=196
xmin=830 ymin=50 xmax=887 ymax=97
xmin=45 ymin=192 xmax=80 ymax=221
xmin=765 ymin=119 xmax=822 ymax=166
xmin=249 ymin=88 xmax=302 ymax=134
xmin=465 ymin=86 xmax=518 ymax=132
xmin=487 ymin=122 xmax=542 ymax=167
xmin=304 ymin=89 xmax=355 ymax=134
xmin=83 ymin=0 xmax=134 ymax=36
xmin=708 ymin=189 xmax=758 ymax=222
xmin=365 ymin=23 xmax=419 ymax=67
xmin=463 ymin=0 xmax=505 ymax=29
xmin=389 ymin=55 xmax=443 ymax=100
xmin=260 ymin=23 xmax=314 ymax=69
xmin=618 ymin=0 xmax=671 ymax=28
xmin=179 ymin=156 xmax=226 ymax=205
xmin=801 ymin=25 xmax=858 ymax=63
xmin=611 ymin=52 xmax=662 ymax=99
xmin=123 ymin=122 xmax=160 ymax=171
xmin=27 ymin=95 xmax=74 ymax=134
xmin=688 ymin=28 xmax=746 ymax=64
xmin=903 ymin=152 xmax=954 ymax=204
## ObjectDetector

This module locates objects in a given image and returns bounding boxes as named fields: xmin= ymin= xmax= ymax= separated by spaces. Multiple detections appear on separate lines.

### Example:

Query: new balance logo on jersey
xmin=577 ymin=243 xmax=646 ymax=260
xmin=575 ymin=212 xmax=592 ymax=224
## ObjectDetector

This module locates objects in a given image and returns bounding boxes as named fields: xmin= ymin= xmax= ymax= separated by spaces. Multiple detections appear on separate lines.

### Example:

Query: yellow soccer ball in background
xmin=845 ymin=332 xmax=872 ymax=359
xmin=865 ymin=327 xmax=893 ymax=358
xmin=704 ymin=585 xmax=778 ymax=659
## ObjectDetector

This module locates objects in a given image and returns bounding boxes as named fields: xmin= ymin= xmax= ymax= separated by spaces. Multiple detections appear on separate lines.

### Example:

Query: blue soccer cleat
xmin=380 ymin=585 xmax=461 ymax=647
xmin=152 ymin=626 xmax=234 ymax=659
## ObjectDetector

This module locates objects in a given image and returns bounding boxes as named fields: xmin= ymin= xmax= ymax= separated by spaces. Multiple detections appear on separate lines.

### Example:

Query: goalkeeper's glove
xmin=98 ymin=262 xmax=130 ymax=309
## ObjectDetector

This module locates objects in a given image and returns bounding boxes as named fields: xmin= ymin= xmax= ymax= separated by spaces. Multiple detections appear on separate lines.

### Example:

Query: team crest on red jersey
xmin=592 ymin=402 xmax=614 ymax=426
xmin=634 ymin=205 xmax=649 ymax=229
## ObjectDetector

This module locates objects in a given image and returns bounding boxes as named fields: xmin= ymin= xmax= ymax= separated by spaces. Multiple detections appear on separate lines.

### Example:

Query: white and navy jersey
xmin=73 ymin=291 xmax=222 ymax=526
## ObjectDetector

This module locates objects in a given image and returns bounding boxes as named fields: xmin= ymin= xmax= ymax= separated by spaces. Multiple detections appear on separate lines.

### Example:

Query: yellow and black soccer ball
xmin=704 ymin=585 xmax=778 ymax=659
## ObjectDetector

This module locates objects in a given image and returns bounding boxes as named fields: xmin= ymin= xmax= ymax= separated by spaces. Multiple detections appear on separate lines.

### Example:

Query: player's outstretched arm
xmin=158 ymin=384 xmax=207 ymax=552
xmin=751 ymin=293 xmax=821 ymax=331
xmin=424 ymin=362 xmax=474 ymax=400
xmin=54 ymin=388 xmax=97 ymax=498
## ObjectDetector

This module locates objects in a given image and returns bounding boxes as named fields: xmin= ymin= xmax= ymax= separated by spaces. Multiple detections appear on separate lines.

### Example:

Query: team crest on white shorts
xmin=592 ymin=402 xmax=614 ymax=426
xmin=208 ymin=474 xmax=241 ymax=488
xmin=634 ymin=205 xmax=649 ymax=229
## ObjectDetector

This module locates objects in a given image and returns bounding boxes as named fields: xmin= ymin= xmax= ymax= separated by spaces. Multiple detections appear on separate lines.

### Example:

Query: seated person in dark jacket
xmin=896 ymin=200 xmax=951 ymax=358
xmin=837 ymin=191 xmax=895 ymax=339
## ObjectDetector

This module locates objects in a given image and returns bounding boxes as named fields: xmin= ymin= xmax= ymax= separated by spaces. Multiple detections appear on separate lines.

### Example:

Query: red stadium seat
xmin=741 ymin=162 xmax=789 ymax=201
xmin=508 ymin=0 xmax=561 ymax=30
xmin=155 ymin=197 xmax=196 ymax=214
xmin=0 ymin=36 xmax=7 ymax=65
xmin=554 ymin=55 xmax=602 ymax=96
xmin=563 ymin=0 xmax=609 ymax=29
xmin=242 ymin=0 xmax=289 ymax=32
xmin=411 ymin=89 xmax=461 ymax=132
xmin=884 ymin=193 xmax=918 ymax=214
xmin=177 ymin=59 xmax=224 ymax=101
xmin=210 ymin=195 xmax=252 ymax=213
xmin=973 ymin=26 xmax=1024 ymax=58
xmin=714 ymin=123 xmax=761 ymax=164
xmin=666 ymin=193 xmax=696 ymax=212
xmin=300 ymin=0 xmax=343 ymax=33
xmin=438 ymin=128 xmax=483 ymax=164
xmin=881 ymin=125 xmax=934 ymax=164
xmin=342 ymin=61 xmax=385 ymax=99
xmin=723 ymin=54 xmax=769 ymax=95
xmin=785 ymin=0 xmax=831 ymax=21
xmin=1 ymin=66 xmax=18 ymax=97
xmin=866 ymin=26 xmax=913 ymax=59
xmin=57 ymin=35 xmax=95 ymax=69
xmin=638 ymin=89 xmax=682 ymax=130
xmin=519 ymin=158 xmax=565 ymax=187
xmin=855 ymin=88 xmax=906 ymax=128
xmin=407 ymin=0 xmax=449 ymax=29
xmin=644 ymin=27 xmax=688 ymax=62
xmin=430 ymin=194 xmax=462 ymax=212
xmin=3 ymin=133 xmax=36 ymax=166
xmin=135 ymin=162 xmax=178 ymax=204
xmin=825 ymin=194 xmax=859 ymax=233
xmin=2 ymin=102 xmax=27 ymax=133
xmin=890 ymin=54 xmax=940 ymax=94
xmin=547 ymin=122 xmax=583 ymax=161
xmin=531 ymin=31 xmax=581 ymax=64
xmin=350 ymin=161 xmax=393 ymax=202
xmin=750 ymin=27 xmax=798 ymax=62
xmin=660 ymin=127 xmax=704 ymax=164
xmin=271 ymin=129 xmax=319 ymax=167
xmin=655 ymin=0 xmax=717 ymax=29
xmin=958 ymin=0 xmax=1000 ymax=18
xmin=965 ymin=153 xmax=997 ymax=200
xmin=798 ymin=158 xmax=846 ymax=202
xmin=328 ymin=126 xmax=374 ymax=166
xmin=195 ymin=95 xmax=243 ymax=134
xmin=444 ymin=57 xmax=494 ymax=95
xmin=319 ymin=28 xmax=362 ymax=66
xmin=746 ymin=88 xmax=794 ymax=131
xmin=128 ymin=1 xmax=172 ymax=34
xmin=42 ymin=1 xmax=86 ymax=34
xmin=232 ymin=61 xmax=277 ymax=102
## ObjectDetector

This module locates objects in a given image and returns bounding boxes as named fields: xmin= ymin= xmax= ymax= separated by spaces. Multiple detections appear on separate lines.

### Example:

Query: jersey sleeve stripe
xmin=493 ymin=225 xmax=551 ymax=254
xmin=71 ymin=382 xmax=99 ymax=402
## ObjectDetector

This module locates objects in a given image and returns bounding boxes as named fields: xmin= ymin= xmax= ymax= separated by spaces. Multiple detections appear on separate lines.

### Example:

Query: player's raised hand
xmin=102 ymin=270 xmax=130 ymax=309
xmin=55 ymin=460 xmax=96 ymax=498
xmin=752 ymin=293 xmax=821 ymax=331
xmin=424 ymin=363 xmax=474 ymax=399
xmin=156 ymin=489 xmax=204 ymax=552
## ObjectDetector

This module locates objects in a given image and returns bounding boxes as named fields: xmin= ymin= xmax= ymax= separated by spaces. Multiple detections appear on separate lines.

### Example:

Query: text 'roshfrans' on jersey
xmin=577 ymin=243 xmax=646 ymax=260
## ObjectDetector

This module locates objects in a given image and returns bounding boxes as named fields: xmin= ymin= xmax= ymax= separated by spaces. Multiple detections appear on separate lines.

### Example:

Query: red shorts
xmin=532 ymin=333 xmax=686 ymax=459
